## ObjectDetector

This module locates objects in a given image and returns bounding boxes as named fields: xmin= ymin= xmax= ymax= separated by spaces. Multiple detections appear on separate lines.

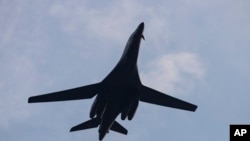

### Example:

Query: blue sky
xmin=1 ymin=0 xmax=250 ymax=141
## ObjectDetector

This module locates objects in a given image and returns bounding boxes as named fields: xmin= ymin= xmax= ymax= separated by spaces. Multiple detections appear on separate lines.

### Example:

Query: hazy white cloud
xmin=48 ymin=0 xmax=144 ymax=42
xmin=141 ymin=52 xmax=205 ymax=96
xmin=0 ymin=53 xmax=39 ymax=127
xmin=0 ymin=0 xmax=26 ymax=46
xmin=1 ymin=0 xmax=250 ymax=141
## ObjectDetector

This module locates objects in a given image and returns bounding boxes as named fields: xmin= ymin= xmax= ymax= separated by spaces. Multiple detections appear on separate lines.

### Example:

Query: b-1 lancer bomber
xmin=28 ymin=22 xmax=197 ymax=141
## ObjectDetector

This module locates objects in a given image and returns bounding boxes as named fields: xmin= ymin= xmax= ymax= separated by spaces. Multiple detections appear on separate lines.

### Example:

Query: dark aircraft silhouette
xmin=28 ymin=22 xmax=197 ymax=141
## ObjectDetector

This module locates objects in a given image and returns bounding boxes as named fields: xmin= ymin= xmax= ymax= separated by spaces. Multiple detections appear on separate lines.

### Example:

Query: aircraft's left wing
xmin=28 ymin=83 xmax=100 ymax=103
xmin=140 ymin=85 xmax=197 ymax=112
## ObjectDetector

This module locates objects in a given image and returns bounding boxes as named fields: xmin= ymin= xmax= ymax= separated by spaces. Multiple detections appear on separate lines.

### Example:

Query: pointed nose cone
xmin=139 ymin=22 xmax=144 ymax=29
xmin=137 ymin=22 xmax=144 ymax=34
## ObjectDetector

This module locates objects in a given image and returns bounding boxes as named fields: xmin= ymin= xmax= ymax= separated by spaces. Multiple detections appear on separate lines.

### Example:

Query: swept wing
xmin=140 ymin=85 xmax=197 ymax=112
xmin=28 ymin=83 xmax=100 ymax=103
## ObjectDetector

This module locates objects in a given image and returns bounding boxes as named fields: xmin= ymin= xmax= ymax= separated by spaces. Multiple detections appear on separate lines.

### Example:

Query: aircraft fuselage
xmin=90 ymin=23 xmax=144 ymax=140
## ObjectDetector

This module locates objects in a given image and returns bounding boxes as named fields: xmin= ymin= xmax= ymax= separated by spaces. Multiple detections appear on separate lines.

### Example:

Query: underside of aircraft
xmin=28 ymin=22 xmax=197 ymax=141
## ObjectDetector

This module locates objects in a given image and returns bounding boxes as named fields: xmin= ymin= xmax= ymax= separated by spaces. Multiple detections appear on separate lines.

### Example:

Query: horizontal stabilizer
xmin=70 ymin=118 xmax=99 ymax=132
xmin=70 ymin=118 xmax=127 ymax=135
xmin=140 ymin=85 xmax=197 ymax=112
xmin=110 ymin=121 xmax=128 ymax=135
xmin=28 ymin=83 xmax=100 ymax=103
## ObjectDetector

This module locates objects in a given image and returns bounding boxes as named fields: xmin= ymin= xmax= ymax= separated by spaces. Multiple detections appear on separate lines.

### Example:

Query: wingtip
xmin=28 ymin=96 xmax=37 ymax=103
xmin=69 ymin=128 xmax=75 ymax=132
xmin=28 ymin=97 xmax=32 ymax=103
xmin=193 ymin=105 xmax=198 ymax=112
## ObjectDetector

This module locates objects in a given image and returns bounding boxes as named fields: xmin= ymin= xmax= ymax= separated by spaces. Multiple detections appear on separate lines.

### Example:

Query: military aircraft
xmin=28 ymin=22 xmax=197 ymax=141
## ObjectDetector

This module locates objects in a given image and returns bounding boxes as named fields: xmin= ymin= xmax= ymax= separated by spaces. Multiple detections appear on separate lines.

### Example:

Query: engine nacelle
xmin=90 ymin=94 xmax=107 ymax=118
xmin=127 ymin=99 xmax=139 ymax=120
xmin=120 ymin=93 xmax=139 ymax=120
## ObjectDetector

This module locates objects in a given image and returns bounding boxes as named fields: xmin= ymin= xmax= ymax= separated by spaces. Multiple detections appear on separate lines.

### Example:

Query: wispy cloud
xmin=141 ymin=52 xmax=205 ymax=96
xmin=1 ymin=0 xmax=250 ymax=141
xmin=0 ymin=0 xmax=26 ymax=46
xmin=0 ymin=53 xmax=39 ymax=127
xmin=48 ymin=0 xmax=144 ymax=43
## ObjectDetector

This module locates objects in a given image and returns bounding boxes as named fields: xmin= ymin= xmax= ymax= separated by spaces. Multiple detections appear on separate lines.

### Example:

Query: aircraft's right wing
xmin=28 ymin=83 xmax=100 ymax=103
xmin=140 ymin=85 xmax=197 ymax=112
